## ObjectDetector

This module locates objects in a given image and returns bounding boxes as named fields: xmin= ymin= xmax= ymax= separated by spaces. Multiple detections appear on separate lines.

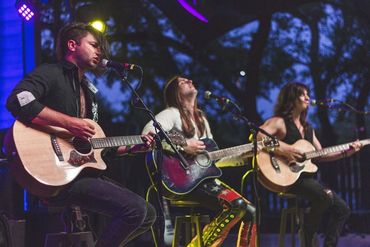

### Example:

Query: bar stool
xmin=145 ymin=184 xmax=210 ymax=247
xmin=278 ymin=193 xmax=305 ymax=247
xmin=170 ymin=200 xmax=210 ymax=247
xmin=44 ymin=231 xmax=94 ymax=247
xmin=43 ymin=205 xmax=95 ymax=247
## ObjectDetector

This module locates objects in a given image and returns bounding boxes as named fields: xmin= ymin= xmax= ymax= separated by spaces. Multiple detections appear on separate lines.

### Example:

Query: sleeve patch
xmin=16 ymin=91 xmax=36 ymax=107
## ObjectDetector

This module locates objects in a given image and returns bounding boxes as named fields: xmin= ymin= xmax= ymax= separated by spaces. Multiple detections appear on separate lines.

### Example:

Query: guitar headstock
xmin=167 ymin=128 xmax=187 ymax=147
xmin=261 ymin=136 xmax=279 ymax=152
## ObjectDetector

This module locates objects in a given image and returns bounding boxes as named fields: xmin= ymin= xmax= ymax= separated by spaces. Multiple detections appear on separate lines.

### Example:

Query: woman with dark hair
xmin=258 ymin=82 xmax=363 ymax=247
xmin=143 ymin=76 xmax=257 ymax=247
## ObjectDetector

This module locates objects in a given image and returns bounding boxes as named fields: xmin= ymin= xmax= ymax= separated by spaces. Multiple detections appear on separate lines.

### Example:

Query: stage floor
xmin=222 ymin=233 xmax=370 ymax=247
xmin=125 ymin=232 xmax=370 ymax=246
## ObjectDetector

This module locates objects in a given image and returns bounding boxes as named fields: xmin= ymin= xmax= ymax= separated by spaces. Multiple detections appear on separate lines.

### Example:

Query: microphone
xmin=100 ymin=58 xmax=140 ymax=71
xmin=204 ymin=91 xmax=231 ymax=105
xmin=310 ymin=98 xmax=335 ymax=106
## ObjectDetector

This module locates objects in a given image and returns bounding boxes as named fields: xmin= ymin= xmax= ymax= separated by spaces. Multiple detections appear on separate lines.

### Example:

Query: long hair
xmin=56 ymin=22 xmax=110 ymax=67
xmin=164 ymin=75 xmax=205 ymax=138
xmin=274 ymin=82 xmax=310 ymax=129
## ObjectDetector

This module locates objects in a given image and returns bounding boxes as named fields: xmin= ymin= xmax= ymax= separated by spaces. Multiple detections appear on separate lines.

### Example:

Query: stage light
xmin=89 ymin=20 xmax=106 ymax=33
xmin=76 ymin=3 xmax=107 ymax=33
xmin=15 ymin=0 xmax=35 ymax=21
xmin=177 ymin=0 xmax=208 ymax=23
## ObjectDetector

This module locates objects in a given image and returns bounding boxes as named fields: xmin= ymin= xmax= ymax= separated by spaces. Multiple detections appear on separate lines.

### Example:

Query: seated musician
xmin=142 ymin=75 xmax=257 ymax=247
xmin=257 ymin=82 xmax=363 ymax=247
xmin=6 ymin=22 xmax=156 ymax=247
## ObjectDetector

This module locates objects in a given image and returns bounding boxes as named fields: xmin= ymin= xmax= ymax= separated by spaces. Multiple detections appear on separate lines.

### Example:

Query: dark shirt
xmin=283 ymin=117 xmax=314 ymax=180
xmin=6 ymin=60 xmax=98 ymax=122
xmin=282 ymin=118 xmax=313 ymax=145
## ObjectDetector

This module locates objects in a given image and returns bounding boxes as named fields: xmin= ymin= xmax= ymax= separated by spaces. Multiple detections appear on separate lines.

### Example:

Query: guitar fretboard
xmin=209 ymin=143 xmax=254 ymax=161
xmin=91 ymin=135 xmax=144 ymax=149
xmin=305 ymin=139 xmax=370 ymax=160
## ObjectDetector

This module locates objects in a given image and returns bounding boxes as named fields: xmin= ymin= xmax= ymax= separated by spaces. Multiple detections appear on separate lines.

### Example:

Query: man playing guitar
xmin=6 ymin=22 xmax=156 ymax=247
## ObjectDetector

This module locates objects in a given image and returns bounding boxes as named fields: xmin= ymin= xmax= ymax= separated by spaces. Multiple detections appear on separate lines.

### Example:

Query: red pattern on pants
xmin=187 ymin=179 xmax=256 ymax=247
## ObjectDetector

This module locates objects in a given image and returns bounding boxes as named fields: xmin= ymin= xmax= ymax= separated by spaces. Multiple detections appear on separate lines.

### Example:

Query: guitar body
xmin=257 ymin=139 xmax=318 ymax=193
xmin=4 ymin=119 xmax=107 ymax=197
xmin=146 ymin=138 xmax=222 ymax=195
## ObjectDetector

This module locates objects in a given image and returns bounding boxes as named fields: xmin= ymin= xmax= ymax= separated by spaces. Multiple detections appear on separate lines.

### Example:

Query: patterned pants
xmin=166 ymin=179 xmax=257 ymax=247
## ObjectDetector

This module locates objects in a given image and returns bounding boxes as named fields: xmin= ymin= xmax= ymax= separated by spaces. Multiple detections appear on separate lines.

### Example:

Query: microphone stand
xmin=221 ymin=101 xmax=277 ymax=247
xmin=113 ymin=69 xmax=189 ymax=247
xmin=317 ymin=98 xmax=370 ymax=115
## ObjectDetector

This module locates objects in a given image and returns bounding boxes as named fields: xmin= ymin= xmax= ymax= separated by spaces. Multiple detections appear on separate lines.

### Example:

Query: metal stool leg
xmin=297 ymin=208 xmax=305 ymax=247
xmin=184 ymin=216 xmax=192 ymax=245
xmin=279 ymin=208 xmax=288 ymax=247
xmin=291 ymin=208 xmax=296 ymax=247
xmin=192 ymin=215 xmax=204 ymax=247
xmin=172 ymin=216 xmax=184 ymax=247
xmin=172 ymin=214 xmax=208 ymax=247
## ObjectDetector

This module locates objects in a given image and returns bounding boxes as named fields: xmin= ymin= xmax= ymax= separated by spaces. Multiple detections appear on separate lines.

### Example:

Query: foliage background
xmin=31 ymin=0 xmax=370 ymax=244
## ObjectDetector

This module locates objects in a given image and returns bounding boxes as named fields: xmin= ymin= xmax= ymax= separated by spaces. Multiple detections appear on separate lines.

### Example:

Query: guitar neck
xmin=209 ymin=143 xmax=254 ymax=161
xmin=90 ymin=135 xmax=144 ymax=149
xmin=305 ymin=138 xmax=370 ymax=160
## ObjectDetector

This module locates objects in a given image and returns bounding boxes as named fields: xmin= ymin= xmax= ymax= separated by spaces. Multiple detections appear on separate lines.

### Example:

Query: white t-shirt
xmin=142 ymin=107 xmax=213 ymax=140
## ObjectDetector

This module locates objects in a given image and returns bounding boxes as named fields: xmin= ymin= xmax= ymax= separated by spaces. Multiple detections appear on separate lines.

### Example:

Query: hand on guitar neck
xmin=117 ymin=131 xmax=157 ymax=155
xmin=318 ymin=139 xmax=363 ymax=162
xmin=275 ymin=138 xmax=363 ymax=163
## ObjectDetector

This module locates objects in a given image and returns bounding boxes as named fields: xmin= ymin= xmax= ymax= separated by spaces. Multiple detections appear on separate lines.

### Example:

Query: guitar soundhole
xmin=73 ymin=137 xmax=92 ymax=154
xmin=195 ymin=153 xmax=211 ymax=168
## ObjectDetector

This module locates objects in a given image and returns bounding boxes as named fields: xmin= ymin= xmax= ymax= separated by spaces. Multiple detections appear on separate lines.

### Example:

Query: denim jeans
xmin=48 ymin=177 xmax=156 ymax=247
xmin=288 ymin=177 xmax=350 ymax=247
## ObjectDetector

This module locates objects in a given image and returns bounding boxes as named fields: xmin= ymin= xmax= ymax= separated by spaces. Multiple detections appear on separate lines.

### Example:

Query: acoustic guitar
xmin=3 ymin=119 xmax=183 ymax=197
xmin=257 ymin=138 xmax=370 ymax=192
xmin=146 ymin=137 xmax=278 ymax=195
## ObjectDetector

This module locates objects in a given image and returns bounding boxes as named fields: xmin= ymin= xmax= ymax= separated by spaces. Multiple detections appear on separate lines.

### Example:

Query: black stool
xmin=278 ymin=193 xmax=305 ymax=247
xmin=170 ymin=200 xmax=210 ymax=247
xmin=43 ymin=205 xmax=94 ymax=247
xmin=44 ymin=231 xmax=94 ymax=247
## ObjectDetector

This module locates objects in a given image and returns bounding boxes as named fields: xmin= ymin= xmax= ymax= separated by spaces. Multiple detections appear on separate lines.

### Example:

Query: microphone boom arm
xmin=111 ymin=67 xmax=190 ymax=169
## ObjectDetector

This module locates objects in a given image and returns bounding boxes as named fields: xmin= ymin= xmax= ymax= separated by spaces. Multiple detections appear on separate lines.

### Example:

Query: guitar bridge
xmin=50 ymin=134 xmax=64 ymax=161
xmin=269 ymin=151 xmax=280 ymax=173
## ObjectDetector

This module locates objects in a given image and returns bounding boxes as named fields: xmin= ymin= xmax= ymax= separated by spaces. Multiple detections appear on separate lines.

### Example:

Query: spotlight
xmin=89 ymin=20 xmax=106 ymax=33
xmin=76 ymin=2 xmax=107 ymax=33
xmin=15 ymin=0 xmax=35 ymax=21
